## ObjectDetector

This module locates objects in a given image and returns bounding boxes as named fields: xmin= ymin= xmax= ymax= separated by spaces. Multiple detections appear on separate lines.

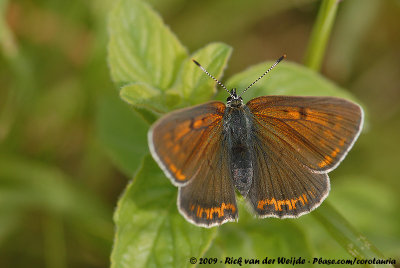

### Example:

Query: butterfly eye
xmin=227 ymin=96 xmax=232 ymax=102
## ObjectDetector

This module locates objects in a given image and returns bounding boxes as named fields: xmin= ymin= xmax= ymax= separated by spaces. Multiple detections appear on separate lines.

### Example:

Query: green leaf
xmin=174 ymin=42 xmax=232 ymax=106
xmin=111 ymin=155 xmax=216 ymax=268
xmin=120 ymin=82 xmax=167 ymax=113
xmin=108 ymin=0 xmax=187 ymax=89
xmin=96 ymin=92 xmax=148 ymax=177
xmin=216 ymin=61 xmax=361 ymax=104
xmin=119 ymin=43 xmax=232 ymax=113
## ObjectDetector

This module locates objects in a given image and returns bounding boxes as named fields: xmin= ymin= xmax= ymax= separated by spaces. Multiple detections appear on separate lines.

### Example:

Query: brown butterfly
xmin=148 ymin=55 xmax=363 ymax=227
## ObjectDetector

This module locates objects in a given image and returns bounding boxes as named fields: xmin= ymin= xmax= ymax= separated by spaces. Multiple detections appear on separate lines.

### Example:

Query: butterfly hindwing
xmin=149 ymin=102 xmax=238 ymax=227
xmin=248 ymin=135 xmax=330 ymax=217
xmin=178 ymin=136 xmax=238 ymax=227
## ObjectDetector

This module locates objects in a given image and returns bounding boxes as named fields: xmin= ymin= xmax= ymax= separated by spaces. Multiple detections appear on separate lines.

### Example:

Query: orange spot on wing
xmin=318 ymin=155 xmax=333 ymax=168
xmin=196 ymin=206 xmax=203 ymax=218
xmin=339 ymin=138 xmax=346 ymax=147
xmin=298 ymin=195 xmax=306 ymax=206
xmin=305 ymin=108 xmax=329 ymax=126
xmin=285 ymin=200 xmax=293 ymax=210
xmin=165 ymin=141 xmax=174 ymax=149
xmin=172 ymin=145 xmax=180 ymax=154
xmin=269 ymin=198 xmax=278 ymax=211
xmin=291 ymin=199 xmax=298 ymax=209
xmin=277 ymin=200 xmax=283 ymax=211
xmin=164 ymin=158 xmax=186 ymax=181
xmin=257 ymin=200 xmax=266 ymax=209
xmin=190 ymin=114 xmax=223 ymax=130
xmin=331 ymin=147 xmax=340 ymax=158
xmin=318 ymin=161 xmax=327 ymax=168
xmin=287 ymin=110 xmax=300 ymax=119
xmin=324 ymin=129 xmax=334 ymax=139
xmin=276 ymin=199 xmax=295 ymax=211
xmin=192 ymin=119 xmax=204 ymax=129
xmin=169 ymin=163 xmax=176 ymax=173
xmin=173 ymin=122 xmax=191 ymax=141
xmin=302 ymin=194 xmax=308 ymax=204
xmin=175 ymin=169 xmax=186 ymax=181
xmin=333 ymin=116 xmax=344 ymax=131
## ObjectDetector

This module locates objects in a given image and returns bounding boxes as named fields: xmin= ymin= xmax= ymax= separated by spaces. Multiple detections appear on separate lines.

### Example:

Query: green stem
xmin=304 ymin=0 xmax=340 ymax=71
xmin=313 ymin=202 xmax=393 ymax=267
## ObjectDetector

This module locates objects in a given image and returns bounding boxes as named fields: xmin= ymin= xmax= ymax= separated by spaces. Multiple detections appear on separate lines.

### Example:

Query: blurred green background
xmin=1 ymin=0 xmax=400 ymax=267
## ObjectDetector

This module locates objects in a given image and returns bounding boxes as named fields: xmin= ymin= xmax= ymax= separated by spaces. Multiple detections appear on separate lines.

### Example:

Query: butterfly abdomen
xmin=223 ymin=106 xmax=254 ymax=197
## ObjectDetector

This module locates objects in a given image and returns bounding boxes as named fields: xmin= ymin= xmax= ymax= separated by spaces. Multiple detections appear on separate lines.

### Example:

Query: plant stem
xmin=304 ymin=0 xmax=340 ymax=71
xmin=313 ymin=202 xmax=392 ymax=267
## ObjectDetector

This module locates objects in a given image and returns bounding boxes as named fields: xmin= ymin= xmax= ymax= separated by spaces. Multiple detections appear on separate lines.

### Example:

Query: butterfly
xmin=148 ymin=55 xmax=363 ymax=227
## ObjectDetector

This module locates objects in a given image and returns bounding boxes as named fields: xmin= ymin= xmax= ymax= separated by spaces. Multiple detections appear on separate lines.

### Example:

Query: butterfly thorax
xmin=223 ymin=104 xmax=254 ymax=197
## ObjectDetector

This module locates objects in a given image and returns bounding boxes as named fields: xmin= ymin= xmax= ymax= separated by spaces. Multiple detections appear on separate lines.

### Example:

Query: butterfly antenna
xmin=239 ymin=54 xmax=286 ymax=97
xmin=192 ymin=59 xmax=232 ymax=96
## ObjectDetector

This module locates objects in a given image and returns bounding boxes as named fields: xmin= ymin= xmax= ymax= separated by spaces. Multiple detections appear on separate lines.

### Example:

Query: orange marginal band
xmin=190 ymin=203 xmax=236 ymax=220
xmin=257 ymin=191 xmax=315 ymax=211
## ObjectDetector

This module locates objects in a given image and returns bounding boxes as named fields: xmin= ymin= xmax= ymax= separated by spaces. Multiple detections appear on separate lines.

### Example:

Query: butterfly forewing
xmin=149 ymin=102 xmax=226 ymax=185
xmin=149 ymin=102 xmax=238 ymax=227
xmin=247 ymin=96 xmax=363 ymax=173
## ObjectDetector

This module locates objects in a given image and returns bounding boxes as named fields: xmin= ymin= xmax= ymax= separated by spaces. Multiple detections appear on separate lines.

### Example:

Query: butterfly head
xmin=227 ymin=88 xmax=243 ymax=108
